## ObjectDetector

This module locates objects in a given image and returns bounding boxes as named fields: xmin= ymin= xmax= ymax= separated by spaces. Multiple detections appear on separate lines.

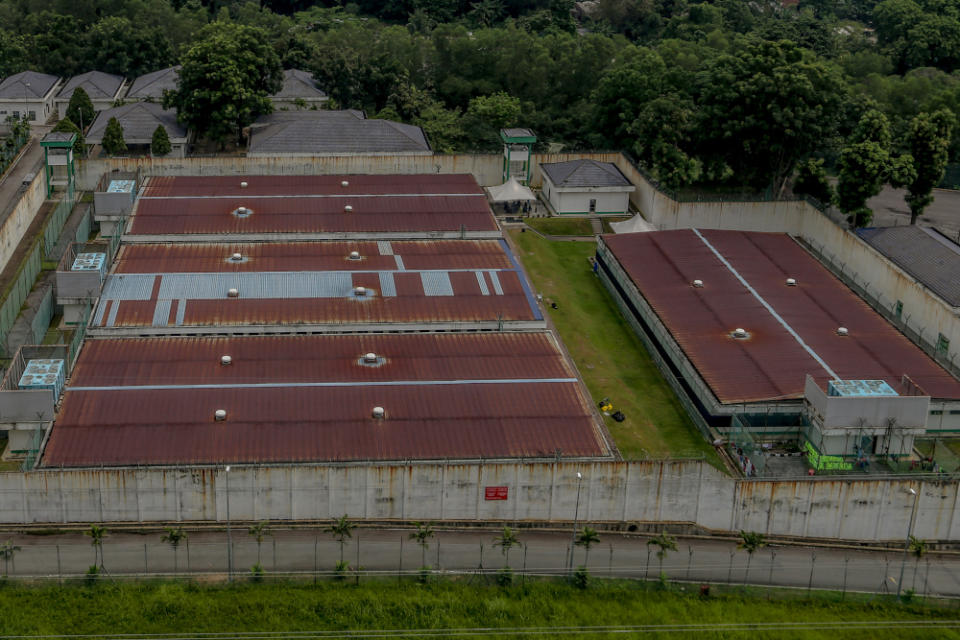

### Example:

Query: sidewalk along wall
xmin=0 ymin=462 xmax=958 ymax=542
xmin=611 ymin=154 xmax=960 ymax=400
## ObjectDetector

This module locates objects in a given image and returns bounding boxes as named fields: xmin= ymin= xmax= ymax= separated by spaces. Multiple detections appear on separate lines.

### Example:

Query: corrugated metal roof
xmin=96 ymin=239 xmax=540 ymax=327
xmin=128 ymin=196 xmax=498 ymax=235
xmin=71 ymin=333 xmax=576 ymax=386
xmin=602 ymin=229 xmax=960 ymax=403
xmin=857 ymin=226 xmax=960 ymax=307
xmin=141 ymin=174 xmax=484 ymax=198
xmin=43 ymin=333 xmax=605 ymax=466
xmin=114 ymin=241 xmax=513 ymax=273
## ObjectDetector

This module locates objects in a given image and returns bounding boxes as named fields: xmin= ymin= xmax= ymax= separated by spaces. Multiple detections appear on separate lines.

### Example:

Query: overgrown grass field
xmin=509 ymin=230 xmax=717 ymax=461
xmin=0 ymin=580 xmax=956 ymax=638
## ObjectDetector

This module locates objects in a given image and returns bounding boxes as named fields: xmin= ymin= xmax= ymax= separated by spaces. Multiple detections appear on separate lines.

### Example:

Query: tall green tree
xmin=164 ymin=21 xmax=282 ymax=146
xmin=647 ymin=531 xmax=678 ymax=578
xmin=574 ymin=526 xmax=600 ymax=567
xmin=697 ymin=37 xmax=845 ymax=194
xmin=493 ymin=526 xmax=521 ymax=568
xmin=409 ymin=521 xmax=435 ymax=569
xmin=837 ymin=109 xmax=896 ymax=227
xmin=904 ymin=109 xmax=954 ymax=224
xmin=52 ymin=117 xmax=85 ymax=155
xmin=248 ymin=521 xmax=272 ymax=566
xmin=737 ymin=530 xmax=767 ymax=585
xmin=86 ymin=16 xmax=174 ymax=78
xmin=151 ymin=125 xmax=172 ymax=156
xmin=85 ymin=524 xmax=107 ymax=570
xmin=793 ymin=157 xmax=834 ymax=205
xmin=66 ymin=87 xmax=95 ymax=132
xmin=325 ymin=515 xmax=355 ymax=567
xmin=101 ymin=117 xmax=127 ymax=155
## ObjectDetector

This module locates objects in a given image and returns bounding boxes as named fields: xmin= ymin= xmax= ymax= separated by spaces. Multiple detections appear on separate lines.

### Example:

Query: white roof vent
xmin=231 ymin=252 xmax=243 ymax=262
xmin=786 ymin=278 xmax=797 ymax=286
xmin=227 ymin=288 xmax=239 ymax=298
xmin=237 ymin=206 xmax=247 ymax=215
xmin=341 ymin=180 xmax=349 ymax=187
xmin=692 ymin=279 xmax=704 ymax=288
xmin=234 ymin=206 xmax=252 ymax=217
xmin=364 ymin=352 xmax=378 ymax=363
xmin=353 ymin=286 xmax=367 ymax=297
xmin=372 ymin=406 xmax=385 ymax=419
xmin=348 ymin=251 xmax=361 ymax=260
xmin=837 ymin=327 xmax=849 ymax=336
xmin=214 ymin=409 xmax=227 ymax=421
xmin=240 ymin=181 xmax=248 ymax=188
xmin=220 ymin=355 xmax=232 ymax=366
xmin=344 ymin=205 xmax=353 ymax=212
xmin=732 ymin=328 xmax=748 ymax=339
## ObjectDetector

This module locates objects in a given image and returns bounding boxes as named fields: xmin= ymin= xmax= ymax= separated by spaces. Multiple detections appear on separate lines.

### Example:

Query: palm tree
xmin=409 ymin=521 xmax=435 ymax=569
xmin=85 ymin=525 xmax=107 ymax=570
xmin=737 ymin=531 xmax=767 ymax=585
xmin=325 ymin=514 xmax=356 ymax=566
xmin=248 ymin=521 xmax=272 ymax=566
xmin=647 ymin=531 xmax=678 ymax=577
xmin=575 ymin=527 xmax=600 ymax=567
xmin=909 ymin=535 xmax=928 ymax=591
xmin=0 ymin=539 xmax=21 ymax=577
xmin=161 ymin=526 xmax=188 ymax=574
xmin=493 ymin=526 xmax=521 ymax=568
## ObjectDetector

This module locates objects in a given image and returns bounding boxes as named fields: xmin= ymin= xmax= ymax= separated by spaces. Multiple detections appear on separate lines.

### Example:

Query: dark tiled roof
xmin=87 ymin=102 xmax=187 ymax=143
xmin=271 ymin=69 xmax=327 ymax=99
xmin=126 ymin=66 xmax=180 ymax=99
xmin=57 ymin=71 xmax=123 ymax=100
xmin=857 ymin=225 xmax=960 ymax=307
xmin=248 ymin=110 xmax=430 ymax=155
xmin=541 ymin=159 xmax=631 ymax=188
xmin=0 ymin=71 xmax=59 ymax=99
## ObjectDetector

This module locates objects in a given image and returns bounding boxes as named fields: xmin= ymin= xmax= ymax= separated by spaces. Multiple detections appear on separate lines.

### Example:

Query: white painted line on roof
xmin=67 ymin=378 xmax=579 ymax=392
xmin=139 ymin=193 xmax=487 ymax=200
xmin=691 ymin=228 xmax=841 ymax=381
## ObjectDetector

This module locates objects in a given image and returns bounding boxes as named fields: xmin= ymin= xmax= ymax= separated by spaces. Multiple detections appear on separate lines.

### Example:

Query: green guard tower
xmin=40 ymin=131 xmax=77 ymax=198
xmin=500 ymin=128 xmax=536 ymax=185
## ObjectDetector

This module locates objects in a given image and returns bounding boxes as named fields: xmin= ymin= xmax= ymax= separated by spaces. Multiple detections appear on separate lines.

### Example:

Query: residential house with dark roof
xmin=269 ymin=69 xmax=328 ymax=110
xmin=247 ymin=110 xmax=430 ymax=157
xmin=0 ymin=71 xmax=61 ymax=125
xmin=125 ymin=66 xmax=180 ymax=101
xmin=86 ymin=102 xmax=189 ymax=157
xmin=539 ymin=159 xmax=635 ymax=215
xmin=54 ymin=71 xmax=126 ymax=122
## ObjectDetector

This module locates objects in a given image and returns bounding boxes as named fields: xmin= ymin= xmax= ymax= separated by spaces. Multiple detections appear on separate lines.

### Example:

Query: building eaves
xmin=57 ymin=71 xmax=124 ymax=100
xmin=856 ymin=226 xmax=960 ymax=307
xmin=541 ymin=159 xmax=631 ymax=188
xmin=0 ymin=71 xmax=59 ymax=99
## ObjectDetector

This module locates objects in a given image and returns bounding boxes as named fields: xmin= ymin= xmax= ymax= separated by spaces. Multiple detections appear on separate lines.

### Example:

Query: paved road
xmin=868 ymin=186 xmax=960 ymax=235
xmin=2 ymin=528 xmax=959 ymax=597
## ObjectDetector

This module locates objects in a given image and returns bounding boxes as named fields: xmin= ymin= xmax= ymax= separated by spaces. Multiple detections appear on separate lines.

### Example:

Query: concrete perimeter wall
xmin=1 ymin=461 xmax=957 ymax=542
xmin=0 ymin=167 xmax=45 ymax=272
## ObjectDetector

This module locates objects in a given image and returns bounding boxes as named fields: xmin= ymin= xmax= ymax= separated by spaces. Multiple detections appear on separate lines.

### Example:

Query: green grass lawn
xmin=524 ymin=217 xmax=595 ymax=236
xmin=0 ymin=580 xmax=955 ymax=638
xmin=601 ymin=216 xmax=633 ymax=233
xmin=509 ymin=230 xmax=718 ymax=461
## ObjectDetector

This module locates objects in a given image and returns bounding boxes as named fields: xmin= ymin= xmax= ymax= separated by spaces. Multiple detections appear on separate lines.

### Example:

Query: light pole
xmin=225 ymin=465 xmax=233 ymax=581
xmin=896 ymin=487 xmax=919 ymax=599
xmin=568 ymin=471 xmax=582 ymax=574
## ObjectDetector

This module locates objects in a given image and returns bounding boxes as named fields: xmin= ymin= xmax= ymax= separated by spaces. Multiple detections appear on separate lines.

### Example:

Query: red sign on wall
xmin=485 ymin=486 xmax=509 ymax=500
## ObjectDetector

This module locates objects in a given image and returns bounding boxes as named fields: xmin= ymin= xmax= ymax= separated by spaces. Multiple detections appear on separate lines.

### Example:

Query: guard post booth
xmin=40 ymin=131 xmax=76 ymax=198
xmin=500 ymin=128 xmax=536 ymax=185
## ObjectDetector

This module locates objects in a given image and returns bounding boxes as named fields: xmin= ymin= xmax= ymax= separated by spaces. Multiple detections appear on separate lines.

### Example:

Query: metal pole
xmin=57 ymin=544 xmax=61 ymax=585
xmin=225 ymin=466 xmax=233 ymax=581
xmin=568 ymin=472 xmax=582 ymax=574
xmin=897 ymin=487 xmax=919 ymax=599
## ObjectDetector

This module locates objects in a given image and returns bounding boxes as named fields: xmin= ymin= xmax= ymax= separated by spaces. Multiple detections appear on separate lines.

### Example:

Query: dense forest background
xmin=1 ymin=0 xmax=958 ymax=214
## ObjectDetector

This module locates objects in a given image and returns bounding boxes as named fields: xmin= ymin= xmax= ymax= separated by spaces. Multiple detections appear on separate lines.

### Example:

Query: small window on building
xmin=28 ymin=111 xmax=35 ymax=121
xmin=894 ymin=300 xmax=903 ymax=319
xmin=931 ymin=410 xmax=944 ymax=415
xmin=936 ymin=333 xmax=950 ymax=357
xmin=589 ymin=199 xmax=597 ymax=213
xmin=950 ymin=410 xmax=960 ymax=415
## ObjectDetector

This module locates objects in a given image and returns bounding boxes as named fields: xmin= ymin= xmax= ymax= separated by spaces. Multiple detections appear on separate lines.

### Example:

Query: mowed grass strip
xmin=509 ymin=230 xmax=718 ymax=462
xmin=0 ymin=581 xmax=956 ymax=639
xmin=524 ymin=217 xmax=594 ymax=236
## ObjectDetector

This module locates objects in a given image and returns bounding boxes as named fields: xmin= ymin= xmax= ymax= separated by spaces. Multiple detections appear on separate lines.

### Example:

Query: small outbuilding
xmin=54 ymin=71 xmax=126 ymax=121
xmin=269 ymin=69 xmax=328 ymax=110
xmin=86 ymin=102 xmax=188 ymax=157
xmin=0 ymin=71 xmax=61 ymax=125
xmin=539 ymin=159 xmax=634 ymax=215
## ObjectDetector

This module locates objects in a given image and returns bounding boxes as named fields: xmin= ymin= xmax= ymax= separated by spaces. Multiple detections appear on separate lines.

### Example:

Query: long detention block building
xmin=2 ymin=173 xmax=612 ymax=471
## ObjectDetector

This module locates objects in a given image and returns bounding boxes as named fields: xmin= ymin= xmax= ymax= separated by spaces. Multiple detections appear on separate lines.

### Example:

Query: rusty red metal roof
xmin=114 ymin=240 xmax=513 ymax=273
xmin=69 ymin=333 xmax=575 ymax=386
xmin=129 ymin=195 xmax=498 ymax=235
xmin=93 ymin=239 xmax=540 ymax=328
xmin=602 ymin=229 xmax=960 ymax=402
xmin=42 ymin=333 xmax=606 ymax=466
xmin=141 ymin=174 xmax=485 ymax=198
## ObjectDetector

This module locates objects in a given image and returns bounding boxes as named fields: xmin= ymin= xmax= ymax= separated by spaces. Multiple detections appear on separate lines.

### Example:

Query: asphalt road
xmin=868 ymin=186 xmax=960 ymax=235
xmin=2 ymin=528 xmax=959 ymax=598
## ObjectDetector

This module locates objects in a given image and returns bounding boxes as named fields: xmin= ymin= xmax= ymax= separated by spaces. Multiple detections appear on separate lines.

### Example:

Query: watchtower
xmin=40 ymin=131 xmax=76 ymax=198
xmin=500 ymin=128 xmax=536 ymax=185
